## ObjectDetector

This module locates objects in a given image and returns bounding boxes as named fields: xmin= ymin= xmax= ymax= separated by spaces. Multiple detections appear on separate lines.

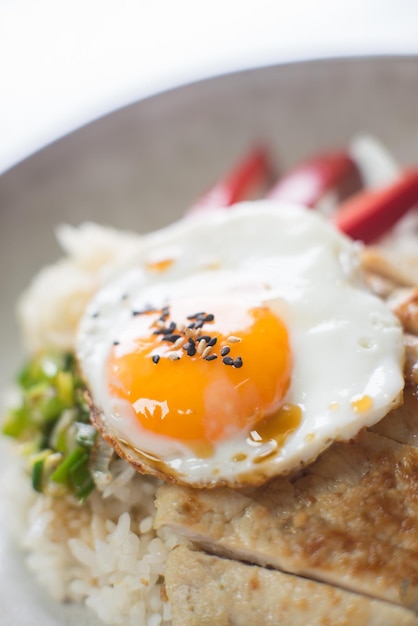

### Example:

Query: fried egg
xmin=77 ymin=202 xmax=404 ymax=487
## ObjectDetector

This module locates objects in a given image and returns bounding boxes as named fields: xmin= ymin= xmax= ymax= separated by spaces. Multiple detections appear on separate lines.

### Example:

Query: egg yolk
xmin=107 ymin=299 xmax=292 ymax=444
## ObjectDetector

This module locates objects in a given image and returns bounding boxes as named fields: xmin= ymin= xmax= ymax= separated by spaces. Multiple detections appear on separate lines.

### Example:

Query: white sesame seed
xmin=227 ymin=335 xmax=242 ymax=343
xmin=168 ymin=352 xmax=181 ymax=361
xmin=174 ymin=336 xmax=185 ymax=349
xmin=197 ymin=339 xmax=207 ymax=355
xmin=202 ymin=345 xmax=213 ymax=359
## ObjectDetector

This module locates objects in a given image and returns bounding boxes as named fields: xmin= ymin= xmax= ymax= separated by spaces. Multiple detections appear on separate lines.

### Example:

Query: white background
xmin=1 ymin=0 xmax=418 ymax=173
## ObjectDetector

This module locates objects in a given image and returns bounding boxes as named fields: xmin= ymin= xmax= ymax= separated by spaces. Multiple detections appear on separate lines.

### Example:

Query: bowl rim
xmin=2 ymin=52 xmax=417 ymax=176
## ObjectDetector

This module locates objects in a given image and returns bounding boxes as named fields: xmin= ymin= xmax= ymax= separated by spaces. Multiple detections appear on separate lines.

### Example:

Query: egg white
xmin=77 ymin=202 xmax=404 ymax=487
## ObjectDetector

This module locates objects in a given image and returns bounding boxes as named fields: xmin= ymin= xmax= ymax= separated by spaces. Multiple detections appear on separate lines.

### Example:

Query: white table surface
xmin=1 ymin=0 xmax=418 ymax=174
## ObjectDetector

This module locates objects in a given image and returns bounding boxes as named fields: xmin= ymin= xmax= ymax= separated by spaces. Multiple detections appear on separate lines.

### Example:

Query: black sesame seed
xmin=222 ymin=356 xmax=234 ymax=366
xmin=203 ymin=313 xmax=215 ymax=322
xmin=183 ymin=340 xmax=193 ymax=350
xmin=187 ymin=343 xmax=197 ymax=357
xmin=220 ymin=346 xmax=230 ymax=356
xmin=113 ymin=341 xmax=120 ymax=346
xmin=234 ymin=357 xmax=243 ymax=368
xmin=154 ymin=322 xmax=177 ymax=336
xmin=187 ymin=312 xmax=205 ymax=320
xmin=152 ymin=328 xmax=166 ymax=335
xmin=133 ymin=304 xmax=157 ymax=316
xmin=187 ymin=322 xmax=196 ymax=329
xmin=162 ymin=312 xmax=170 ymax=319
xmin=194 ymin=320 xmax=204 ymax=329
xmin=162 ymin=334 xmax=181 ymax=343
xmin=152 ymin=354 xmax=160 ymax=364
xmin=205 ymin=354 xmax=218 ymax=361
xmin=196 ymin=335 xmax=211 ymax=343
xmin=207 ymin=337 xmax=217 ymax=347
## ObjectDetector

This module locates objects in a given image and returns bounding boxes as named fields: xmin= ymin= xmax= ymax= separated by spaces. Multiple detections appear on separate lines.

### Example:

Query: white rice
xmin=18 ymin=222 xmax=143 ymax=354
xmin=1 ymin=445 xmax=181 ymax=625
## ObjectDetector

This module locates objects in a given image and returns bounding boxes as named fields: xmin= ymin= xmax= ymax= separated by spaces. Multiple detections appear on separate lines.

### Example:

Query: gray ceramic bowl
xmin=0 ymin=55 xmax=417 ymax=625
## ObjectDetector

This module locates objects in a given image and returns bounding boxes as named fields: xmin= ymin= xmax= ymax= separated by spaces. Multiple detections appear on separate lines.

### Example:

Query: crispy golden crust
xmin=361 ymin=247 xmax=418 ymax=386
xmin=361 ymin=247 xmax=418 ymax=290
xmin=155 ymin=398 xmax=418 ymax=610
xmin=166 ymin=546 xmax=418 ymax=626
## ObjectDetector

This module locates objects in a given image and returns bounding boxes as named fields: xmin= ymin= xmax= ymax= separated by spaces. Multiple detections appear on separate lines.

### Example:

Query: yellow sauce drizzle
xmin=351 ymin=394 xmax=373 ymax=414
xmin=145 ymin=258 xmax=175 ymax=273
xmin=232 ymin=452 xmax=248 ymax=462
xmin=187 ymin=440 xmax=215 ymax=459
xmin=248 ymin=403 xmax=302 ymax=463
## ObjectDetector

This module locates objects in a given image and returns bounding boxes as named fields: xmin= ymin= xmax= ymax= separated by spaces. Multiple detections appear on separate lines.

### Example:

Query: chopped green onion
xmin=51 ymin=446 xmax=88 ymax=484
xmin=18 ymin=352 xmax=66 ymax=388
xmin=76 ymin=479 xmax=96 ymax=504
xmin=75 ymin=422 xmax=97 ymax=449
xmin=69 ymin=451 xmax=95 ymax=502
xmin=4 ymin=350 xmax=98 ymax=503
xmin=25 ymin=381 xmax=49 ymax=401
xmin=36 ymin=395 xmax=67 ymax=424
xmin=32 ymin=460 xmax=44 ymax=493
xmin=31 ymin=449 xmax=53 ymax=493
xmin=50 ymin=409 xmax=77 ymax=454
xmin=2 ymin=406 xmax=31 ymax=438
xmin=56 ymin=370 xmax=74 ymax=405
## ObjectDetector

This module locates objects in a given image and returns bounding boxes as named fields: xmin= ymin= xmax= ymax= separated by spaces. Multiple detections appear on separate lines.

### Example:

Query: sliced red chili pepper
xmin=267 ymin=151 xmax=360 ymax=208
xmin=333 ymin=169 xmax=418 ymax=243
xmin=188 ymin=146 xmax=273 ymax=214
